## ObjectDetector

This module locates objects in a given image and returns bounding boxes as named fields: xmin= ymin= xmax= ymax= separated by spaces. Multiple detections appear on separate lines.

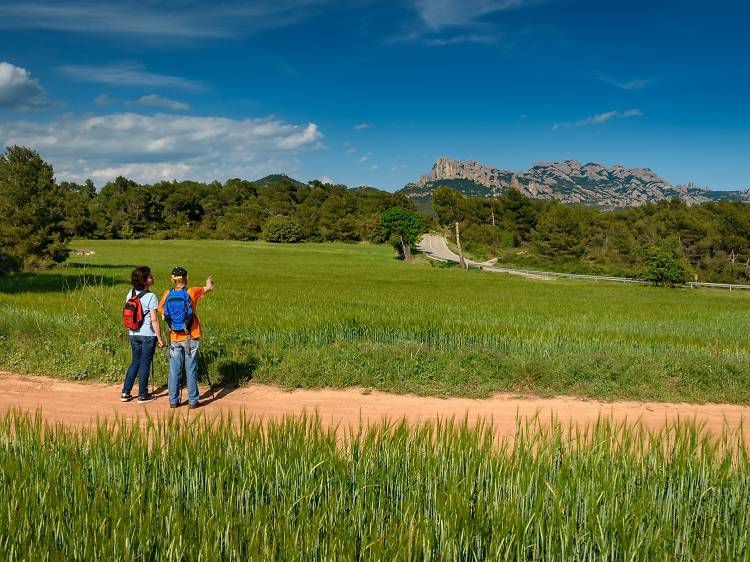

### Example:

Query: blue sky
xmin=0 ymin=0 xmax=748 ymax=191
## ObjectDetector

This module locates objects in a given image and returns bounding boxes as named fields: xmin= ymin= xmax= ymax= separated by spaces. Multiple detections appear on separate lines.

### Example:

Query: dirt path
xmin=418 ymin=234 xmax=553 ymax=280
xmin=1 ymin=372 xmax=749 ymax=442
xmin=417 ymin=233 xmax=494 ymax=267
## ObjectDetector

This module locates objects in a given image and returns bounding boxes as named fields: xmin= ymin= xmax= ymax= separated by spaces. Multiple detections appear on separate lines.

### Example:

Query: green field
xmin=1 ymin=412 xmax=748 ymax=561
xmin=1 ymin=239 xmax=750 ymax=402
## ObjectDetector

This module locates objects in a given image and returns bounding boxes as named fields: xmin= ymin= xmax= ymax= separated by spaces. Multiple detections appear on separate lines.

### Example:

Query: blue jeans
xmin=168 ymin=339 xmax=200 ymax=406
xmin=123 ymin=336 xmax=157 ymax=398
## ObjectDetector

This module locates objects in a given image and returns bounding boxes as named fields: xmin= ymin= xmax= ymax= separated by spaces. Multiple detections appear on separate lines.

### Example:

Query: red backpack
xmin=123 ymin=289 xmax=149 ymax=331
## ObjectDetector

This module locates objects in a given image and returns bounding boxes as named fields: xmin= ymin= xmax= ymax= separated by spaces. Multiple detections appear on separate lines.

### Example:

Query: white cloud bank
xmin=0 ymin=61 xmax=50 ymax=109
xmin=0 ymin=112 xmax=323 ymax=184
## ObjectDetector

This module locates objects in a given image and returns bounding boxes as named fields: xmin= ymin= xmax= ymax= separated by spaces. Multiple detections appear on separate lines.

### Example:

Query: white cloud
xmin=397 ymin=0 xmax=534 ymax=45
xmin=391 ymin=164 xmax=408 ymax=171
xmin=358 ymin=152 xmax=372 ymax=163
xmin=553 ymin=108 xmax=643 ymax=130
xmin=598 ymin=74 xmax=659 ymax=90
xmin=345 ymin=147 xmax=357 ymax=154
xmin=424 ymin=33 xmax=499 ymax=46
xmin=0 ymin=1 xmax=334 ymax=39
xmin=618 ymin=78 xmax=657 ymax=90
xmin=88 ymin=162 xmax=192 ymax=181
xmin=317 ymin=175 xmax=335 ymax=184
xmin=59 ymin=62 xmax=205 ymax=90
xmin=0 ymin=61 xmax=50 ymax=109
xmin=368 ymin=164 xmax=379 ymax=171
xmin=0 ymin=111 xmax=323 ymax=184
xmin=353 ymin=123 xmax=369 ymax=130
xmin=94 ymin=93 xmax=118 ymax=106
xmin=413 ymin=0 xmax=528 ymax=30
xmin=134 ymin=94 xmax=190 ymax=111
xmin=93 ymin=93 xmax=191 ymax=111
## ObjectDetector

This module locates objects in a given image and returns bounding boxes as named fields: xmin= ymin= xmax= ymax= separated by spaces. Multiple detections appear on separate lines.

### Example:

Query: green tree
xmin=380 ymin=207 xmax=426 ymax=260
xmin=432 ymin=187 xmax=467 ymax=268
xmin=60 ymin=179 xmax=97 ymax=238
xmin=264 ymin=215 xmax=305 ymax=243
xmin=499 ymin=189 xmax=539 ymax=242
xmin=0 ymin=146 xmax=71 ymax=272
xmin=643 ymin=237 xmax=689 ymax=286
xmin=532 ymin=202 xmax=587 ymax=261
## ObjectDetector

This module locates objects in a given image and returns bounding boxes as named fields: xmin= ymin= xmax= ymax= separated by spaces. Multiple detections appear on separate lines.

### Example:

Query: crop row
xmin=0 ymin=412 xmax=748 ymax=561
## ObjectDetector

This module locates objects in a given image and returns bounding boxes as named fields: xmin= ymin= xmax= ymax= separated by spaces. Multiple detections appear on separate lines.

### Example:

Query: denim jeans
xmin=168 ymin=339 xmax=200 ymax=406
xmin=123 ymin=335 xmax=157 ymax=398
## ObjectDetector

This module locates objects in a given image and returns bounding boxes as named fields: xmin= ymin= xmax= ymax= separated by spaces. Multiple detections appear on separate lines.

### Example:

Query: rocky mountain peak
xmin=401 ymin=157 xmax=749 ymax=210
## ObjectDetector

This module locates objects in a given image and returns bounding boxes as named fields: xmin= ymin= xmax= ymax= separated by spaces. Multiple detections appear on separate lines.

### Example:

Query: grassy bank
xmin=0 ymin=412 xmax=747 ymax=560
xmin=1 ymin=239 xmax=750 ymax=402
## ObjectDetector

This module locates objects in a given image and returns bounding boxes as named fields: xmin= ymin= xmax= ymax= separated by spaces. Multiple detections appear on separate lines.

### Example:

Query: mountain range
xmin=399 ymin=157 xmax=750 ymax=210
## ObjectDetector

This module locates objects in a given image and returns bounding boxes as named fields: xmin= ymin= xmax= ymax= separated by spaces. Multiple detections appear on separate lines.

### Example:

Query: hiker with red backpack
xmin=158 ymin=266 xmax=214 ymax=409
xmin=121 ymin=266 xmax=164 ymax=403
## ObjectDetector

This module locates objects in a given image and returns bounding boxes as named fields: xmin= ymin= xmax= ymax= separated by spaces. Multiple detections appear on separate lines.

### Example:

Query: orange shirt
xmin=158 ymin=287 xmax=205 ymax=341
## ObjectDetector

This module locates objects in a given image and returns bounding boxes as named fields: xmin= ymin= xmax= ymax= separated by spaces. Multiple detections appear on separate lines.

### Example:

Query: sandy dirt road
xmin=417 ymin=234 xmax=553 ymax=280
xmin=1 ymin=372 xmax=748 ymax=443
xmin=417 ymin=233 xmax=494 ymax=267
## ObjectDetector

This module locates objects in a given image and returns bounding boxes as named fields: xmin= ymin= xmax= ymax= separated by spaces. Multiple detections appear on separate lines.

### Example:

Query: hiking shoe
xmin=120 ymin=393 xmax=132 ymax=402
xmin=137 ymin=394 xmax=156 ymax=404
xmin=169 ymin=402 xmax=179 ymax=409
xmin=188 ymin=402 xmax=200 ymax=410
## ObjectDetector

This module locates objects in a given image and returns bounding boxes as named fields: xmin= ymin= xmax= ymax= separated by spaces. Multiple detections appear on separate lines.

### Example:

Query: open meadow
xmin=1 ymin=239 xmax=750 ymax=403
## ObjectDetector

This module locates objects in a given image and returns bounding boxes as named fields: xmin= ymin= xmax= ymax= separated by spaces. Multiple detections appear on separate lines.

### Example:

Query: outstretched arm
xmin=203 ymin=276 xmax=214 ymax=294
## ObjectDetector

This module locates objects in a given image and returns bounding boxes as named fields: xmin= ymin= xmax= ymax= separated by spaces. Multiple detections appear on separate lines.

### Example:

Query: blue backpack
xmin=164 ymin=288 xmax=193 ymax=333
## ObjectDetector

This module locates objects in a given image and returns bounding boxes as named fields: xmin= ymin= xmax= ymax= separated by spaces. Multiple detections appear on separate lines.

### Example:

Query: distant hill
xmin=254 ymin=174 xmax=308 ymax=188
xmin=400 ymin=157 xmax=750 ymax=210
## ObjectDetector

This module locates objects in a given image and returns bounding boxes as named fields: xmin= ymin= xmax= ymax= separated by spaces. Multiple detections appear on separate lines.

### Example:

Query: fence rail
xmin=422 ymin=251 xmax=750 ymax=291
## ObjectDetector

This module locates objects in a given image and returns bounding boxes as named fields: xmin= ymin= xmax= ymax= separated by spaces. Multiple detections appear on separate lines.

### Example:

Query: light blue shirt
xmin=125 ymin=289 xmax=158 ymax=337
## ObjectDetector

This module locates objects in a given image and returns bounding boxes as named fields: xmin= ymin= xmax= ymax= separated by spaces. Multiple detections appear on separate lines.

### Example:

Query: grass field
xmin=1 ymin=239 xmax=750 ymax=402
xmin=0 ymin=412 xmax=748 ymax=561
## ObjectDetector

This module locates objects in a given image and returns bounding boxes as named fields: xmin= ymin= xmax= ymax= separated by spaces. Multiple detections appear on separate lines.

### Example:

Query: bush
xmin=642 ymin=237 xmax=689 ymax=286
xmin=264 ymin=215 xmax=305 ymax=243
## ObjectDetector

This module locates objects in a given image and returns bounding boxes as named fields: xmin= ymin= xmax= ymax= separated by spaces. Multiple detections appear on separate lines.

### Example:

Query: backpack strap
xmin=136 ymin=290 xmax=149 ymax=299
xmin=182 ymin=288 xmax=193 ymax=354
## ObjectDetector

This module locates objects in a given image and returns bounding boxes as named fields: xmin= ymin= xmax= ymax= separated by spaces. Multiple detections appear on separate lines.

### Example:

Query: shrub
xmin=264 ymin=215 xmax=305 ymax=243
xmin=643 ymin=237 xmax=689 ymax=286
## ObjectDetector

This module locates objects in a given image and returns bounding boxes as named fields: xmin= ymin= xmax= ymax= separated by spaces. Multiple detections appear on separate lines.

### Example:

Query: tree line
xmin=0 ymin=146 xmax=418 ymax=273
xmin=432 ymin=186 xmax=750 ymax=284
xmin=2 ymin=144 xmax=750 ymax=284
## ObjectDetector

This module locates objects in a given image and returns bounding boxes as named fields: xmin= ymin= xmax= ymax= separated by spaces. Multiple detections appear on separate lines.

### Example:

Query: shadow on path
xmin=199 ymin=359 xmax=256 ymax=402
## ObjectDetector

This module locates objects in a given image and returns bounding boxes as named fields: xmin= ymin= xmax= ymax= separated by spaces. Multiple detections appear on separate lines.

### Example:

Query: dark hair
xmin=131 ymin=266 xmax=152 ymax=291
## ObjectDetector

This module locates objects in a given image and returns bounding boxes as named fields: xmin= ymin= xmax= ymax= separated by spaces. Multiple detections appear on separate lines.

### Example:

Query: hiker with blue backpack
xmin=121 ymin=266 xmax=165 ymax=403
xmin=158 ymin=266 xmax=214 ymax=409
